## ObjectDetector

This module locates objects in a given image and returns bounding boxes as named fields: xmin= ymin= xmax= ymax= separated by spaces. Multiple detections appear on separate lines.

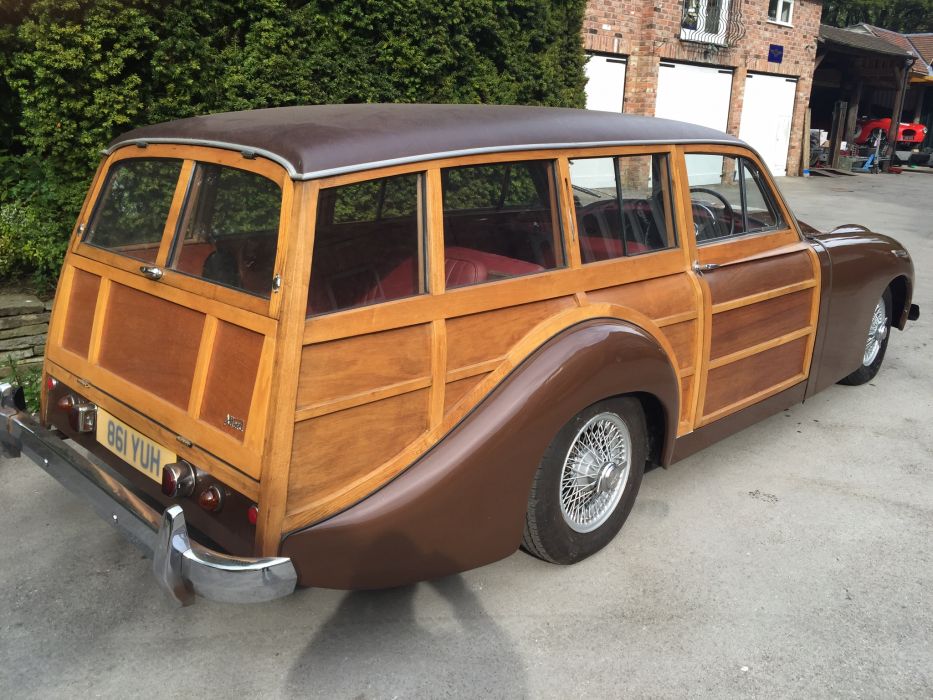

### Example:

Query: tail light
xmin=161 ymin=460 xmax=196 ymax=498
xmin=45 ymin=376 xmax=58 ymax=392
xmin=247 ymin=504 xmax=259 ymax=525
xmin=198 ymin=485 xmax=224 ymax=512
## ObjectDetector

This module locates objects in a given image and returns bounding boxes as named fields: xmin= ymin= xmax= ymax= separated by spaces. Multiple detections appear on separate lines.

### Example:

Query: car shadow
xmin=285 ymin=533 xmax=527 ymax=697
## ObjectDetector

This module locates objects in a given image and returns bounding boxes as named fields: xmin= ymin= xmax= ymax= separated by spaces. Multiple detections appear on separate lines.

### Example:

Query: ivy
xmin=0 ymin=0 xmax=586 ymax=288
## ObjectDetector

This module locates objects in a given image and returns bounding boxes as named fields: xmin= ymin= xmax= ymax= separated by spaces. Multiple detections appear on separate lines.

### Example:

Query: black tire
xmin=839 ymin=288 xmax=892 ymax=386
xmin=522 ymin=397 xmax=647 ymax=565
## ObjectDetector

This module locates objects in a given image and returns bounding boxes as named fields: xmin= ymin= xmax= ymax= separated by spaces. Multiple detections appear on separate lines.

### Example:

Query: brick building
xmin=583 ymin=0 xmax=824 ymax=176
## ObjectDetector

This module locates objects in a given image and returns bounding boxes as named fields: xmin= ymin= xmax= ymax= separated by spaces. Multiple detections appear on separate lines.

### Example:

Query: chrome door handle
xmin=139 ymin=266 xmax=164 ymax=280
xmin=692 ymin=262 xmax=720 ymax=273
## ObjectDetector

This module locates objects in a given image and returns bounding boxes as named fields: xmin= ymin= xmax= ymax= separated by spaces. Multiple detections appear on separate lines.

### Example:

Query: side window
xmin=441 ymin=160 xmax=563 ymax=289
xmin=569 ymin=153 xmax=677 ymax=263
xmin=308 ymin=173 xmax=424 ymax=316
xmin=170 ymin=164 xmax=282 ymax=297
xmin=685 ymin=154 xmax=784 ymax=243
xmin=84 ymin=158 xmax=183 ymax=263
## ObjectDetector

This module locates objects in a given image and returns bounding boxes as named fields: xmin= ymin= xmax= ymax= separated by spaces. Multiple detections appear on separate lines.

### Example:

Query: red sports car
xmin=854 ymin=118 xmax=928 ymax=146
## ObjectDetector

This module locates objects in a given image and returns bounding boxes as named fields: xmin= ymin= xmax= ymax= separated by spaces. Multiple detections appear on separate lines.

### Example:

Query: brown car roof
xmin=106 ymin=103 xmax=744 ymax=180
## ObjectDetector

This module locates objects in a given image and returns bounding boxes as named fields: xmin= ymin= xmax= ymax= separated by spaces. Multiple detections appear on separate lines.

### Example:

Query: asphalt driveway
xmin=1 ymin=171 xmax=930 ymax=699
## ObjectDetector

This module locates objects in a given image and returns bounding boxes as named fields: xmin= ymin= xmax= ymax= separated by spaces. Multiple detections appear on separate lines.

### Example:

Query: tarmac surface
xmin=1 ymin=170 xmax=931 ymax=699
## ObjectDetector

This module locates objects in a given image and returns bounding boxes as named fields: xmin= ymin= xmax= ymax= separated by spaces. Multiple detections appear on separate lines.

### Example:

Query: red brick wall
xmin=584 ymin=0 xmax=824 ymax=175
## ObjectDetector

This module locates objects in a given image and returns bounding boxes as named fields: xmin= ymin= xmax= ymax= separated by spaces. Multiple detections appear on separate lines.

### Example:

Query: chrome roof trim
xmin=105 ymin=137 xmax=748 ymax=181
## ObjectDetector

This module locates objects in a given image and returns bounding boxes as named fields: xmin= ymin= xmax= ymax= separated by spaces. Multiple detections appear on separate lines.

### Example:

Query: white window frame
xmin=767 ymin=0 xmax=794 ymax=26
xmin=680 ymin=0 xmax=731 ymax=46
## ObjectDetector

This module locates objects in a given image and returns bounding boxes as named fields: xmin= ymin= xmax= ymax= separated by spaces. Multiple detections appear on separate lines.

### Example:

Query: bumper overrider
xmin=0 ymin=383 xmax=296 ymax=606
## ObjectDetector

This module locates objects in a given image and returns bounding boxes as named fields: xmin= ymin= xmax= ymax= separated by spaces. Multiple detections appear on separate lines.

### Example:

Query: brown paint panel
xmin=710 ymin=289 xmax=812 ymax=361
xmin=446 ymin=297 xmax=573 ymax=370
xmin=706 ymin=251 xmax=814 ymax=306
xmin=444 ymin=374 xmax=487 ymax=413
xmin=287 ymin=389 xmax=430 ymax=515
xmin=199 ymin=321 xmax=264 ymax=440
xmin=97 ymin=283 xmax=204 ymax=408
xmin=296 ymin=324 xmax=431 ymax=409
xmin=661 ymin=319 xmax=697 ymax=370
xmin=703 ymin=337 xmax=807 ymax=415
xmin=587 ymin=273 xmax=696 ymax=319
xmin=62 ymin=269 xmax=100 ymax=358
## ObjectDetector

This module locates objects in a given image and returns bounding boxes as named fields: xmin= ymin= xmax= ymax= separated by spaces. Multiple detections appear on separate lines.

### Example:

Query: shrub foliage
xmin=0 ymin=0 xmax=587 ymax=289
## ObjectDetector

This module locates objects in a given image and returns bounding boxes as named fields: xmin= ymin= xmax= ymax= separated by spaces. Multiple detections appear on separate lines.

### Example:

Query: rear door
xmin=46 ymin=146 xmax=291 ymax=487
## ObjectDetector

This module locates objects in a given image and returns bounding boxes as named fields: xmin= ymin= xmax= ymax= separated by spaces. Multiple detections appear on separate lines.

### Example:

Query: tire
xmin=839 ymin=288 xmax=892 ymax=386
xmin=522 ymin=397 xmax=647 ymax=565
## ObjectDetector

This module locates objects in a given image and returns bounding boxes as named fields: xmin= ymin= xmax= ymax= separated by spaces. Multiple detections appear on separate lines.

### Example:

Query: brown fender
xmin=280 ymin=319 xmax=680 ymax=589
xmin=805 ymin=227 xmax=915 ymax=396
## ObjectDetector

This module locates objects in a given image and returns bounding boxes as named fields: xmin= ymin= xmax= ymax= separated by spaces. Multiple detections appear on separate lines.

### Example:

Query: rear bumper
xmin=0 ymin=387 xmax=296 ymax=606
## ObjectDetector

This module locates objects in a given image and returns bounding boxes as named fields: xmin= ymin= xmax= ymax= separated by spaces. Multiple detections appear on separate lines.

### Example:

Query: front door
xmin=683 ymin=148 xmax=820 ymax=427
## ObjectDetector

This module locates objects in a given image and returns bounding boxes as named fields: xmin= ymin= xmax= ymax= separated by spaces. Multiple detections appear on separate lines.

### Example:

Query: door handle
xmin=139 ymin=265 xmax=164 ymax=280
xmin=692 ymin=262 xmax=720 ymax=273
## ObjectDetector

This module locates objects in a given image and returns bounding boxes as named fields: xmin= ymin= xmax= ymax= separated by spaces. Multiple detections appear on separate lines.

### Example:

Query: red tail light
xmin=198 ymin=486 xmax=223 ymax=512
xmin=247 ymin=504 xmax=259 ymax=525
xmin=161 ymin=461 xmax=196 ymax=498
xmin=45 ymin=376 xmax=58 ymax=392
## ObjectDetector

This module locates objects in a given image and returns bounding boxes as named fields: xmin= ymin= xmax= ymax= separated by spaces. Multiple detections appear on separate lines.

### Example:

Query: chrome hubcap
xmin=559 ymin=412 xmax=631 ymax=533
xmin=863 ymin=298 xmax=888 ymax=366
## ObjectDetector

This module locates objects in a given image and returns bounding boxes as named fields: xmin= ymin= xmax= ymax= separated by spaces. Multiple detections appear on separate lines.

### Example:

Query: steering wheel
xmin=689 ymin=186 xmax=735 ymax=240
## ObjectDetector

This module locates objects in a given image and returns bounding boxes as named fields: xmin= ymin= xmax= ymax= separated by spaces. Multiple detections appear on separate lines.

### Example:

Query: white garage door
xmin=585 ymin=55 xmax=627 ymax=113
xmin=739 ymin=73 xmax=798 ymax=177
xmin=655 ymin=62 xmax=733 ymax=131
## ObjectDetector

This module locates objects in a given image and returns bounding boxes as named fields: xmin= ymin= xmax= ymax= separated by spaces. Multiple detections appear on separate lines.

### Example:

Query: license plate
xmin=96 ymin=408 xmax=175 ymax=484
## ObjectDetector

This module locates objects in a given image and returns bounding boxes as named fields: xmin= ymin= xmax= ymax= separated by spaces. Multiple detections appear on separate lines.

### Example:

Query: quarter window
xmin=441 ymin=160 xmax=563 ymax=289
xmin=84 ymin=158 xmax=183 ymax=263
xmin=685 ymin=154 xmax=784 ymax=243
xmin=569 ymin=153 xmax=677 ymax=263
xmin=308 ymin=173 xmax=424 ymax=315
xmin=170 ymin=164 xmax=282 ymax=297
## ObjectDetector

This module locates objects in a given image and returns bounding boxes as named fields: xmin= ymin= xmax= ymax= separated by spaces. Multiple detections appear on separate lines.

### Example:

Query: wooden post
xmin=829 ymin=100 xmax=848 ymax=168
xmin=801 ymin=108 xmax=811 ymax=173
xmin=884 ymin=59 xmax=913 ymax=170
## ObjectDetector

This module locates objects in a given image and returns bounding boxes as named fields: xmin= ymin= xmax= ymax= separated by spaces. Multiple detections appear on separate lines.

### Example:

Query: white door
xmin=585 ymin=55 xmax=627 ymax=113
xmin=739 ymin=72 xmax=797 ymax=177
xmin=655 ymin=62 xmax=733 ymax=130
xmin=656 ymin=62 xmax=733 ymax=184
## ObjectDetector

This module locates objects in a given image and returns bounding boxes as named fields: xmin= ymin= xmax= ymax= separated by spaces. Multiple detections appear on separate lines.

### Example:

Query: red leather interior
xmin=174 ymin=242 xmax=215 ymax=274
xmin=581 ymin=236 xmax=648 ymax=261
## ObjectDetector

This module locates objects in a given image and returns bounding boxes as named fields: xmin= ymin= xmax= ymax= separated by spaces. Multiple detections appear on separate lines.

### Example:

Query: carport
xmin=811 ymin=25 xmax=915 ymax=170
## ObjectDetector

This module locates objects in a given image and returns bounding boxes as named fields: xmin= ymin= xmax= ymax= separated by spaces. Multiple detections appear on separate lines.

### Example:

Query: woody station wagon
xmin=0 ymin=104 xmax=920 ymax=605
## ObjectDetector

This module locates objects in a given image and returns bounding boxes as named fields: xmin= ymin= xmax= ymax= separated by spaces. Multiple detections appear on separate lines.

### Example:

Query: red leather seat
xmin=581 ymin=236 xmax=648 ymax=262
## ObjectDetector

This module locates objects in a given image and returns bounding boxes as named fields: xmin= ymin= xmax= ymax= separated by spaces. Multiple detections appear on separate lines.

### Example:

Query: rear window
xmin=84 ymin=158 xmax=182 ymax=263
xmin=170 ymin=164 xmax=282 ymax=297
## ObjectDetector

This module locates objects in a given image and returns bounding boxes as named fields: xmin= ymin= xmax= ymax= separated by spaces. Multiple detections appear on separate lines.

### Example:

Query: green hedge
xmin=0 ymin=0 xmax=586 ymax=290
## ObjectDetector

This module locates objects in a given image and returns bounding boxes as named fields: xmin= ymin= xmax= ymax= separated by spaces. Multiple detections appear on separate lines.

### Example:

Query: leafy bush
xmin=0 ymin=0 xmax=586 ymax=290
xmin=2 ymin=355 xmax=42 ymax=414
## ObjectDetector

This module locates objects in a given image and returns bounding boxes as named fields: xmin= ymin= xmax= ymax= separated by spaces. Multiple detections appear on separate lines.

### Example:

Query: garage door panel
xmin=739 ymin=73 xmax=797 ymax=177
xmin=585 ymin=55 xmax=627 ymax=113
xmin=655 ymin=62 xmax=733 ymax=132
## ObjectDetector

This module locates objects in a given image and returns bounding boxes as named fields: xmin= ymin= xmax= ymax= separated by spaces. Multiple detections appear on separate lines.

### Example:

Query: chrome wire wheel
xmin=863 ymin=297 xmax=888 ymax=366
xmin=559 ymin=412 xmax=631 ymax=533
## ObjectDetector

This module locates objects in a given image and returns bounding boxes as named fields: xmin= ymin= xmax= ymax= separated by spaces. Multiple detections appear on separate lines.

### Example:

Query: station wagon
xmin=0 ymin=104 xmax=919 ymax=605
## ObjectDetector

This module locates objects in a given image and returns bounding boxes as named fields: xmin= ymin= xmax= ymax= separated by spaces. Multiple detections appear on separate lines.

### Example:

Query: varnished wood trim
xmin=283 ymin=302 xmax=681 ymax=531
xmin=573 ymin=291 xmax=588 ymax=307
xmin=700 ymin=373 xmax=807 ymax=425
xmin=187 ymin=315 xmax=218 ymax=416
xmin=155 ymin=159 xmax=195 ymax=266
xmin=49 ymin=265 xmax=76 ymax=349
xmin=655 ymin=309 xmax=698 ymax=327
xmin=707 ymin=326 xmax=814 ymax=370
xmin=697 ymin=236 xmax=808 ymax=267
xmin=267 ymin=179 xmax=296 ymax=320
xmin=68 ymin=254 xmax=276 ymax=336
xmin=44 ymin=357 xmax=260 ymax=499
xmin=244 ymin=333 xmax=276 ymax=454
xmin=556 ymin=157 xmax=582 ymax=270
xmin=426 ymin=169 xmax=446 ymax=295
xmin=303 ymin=249 xmax=685 ymax=344
xmin=712 ymin=279 xmax=816 ymax=314
xmin=295 ymin=376 xmax=432 ymax=422
xmin=86 ymin=277 xmax=112 ymax=365
xmin=107 ymin=143 xmax=288 ymax=186
xmin=255 ymin=180 xmax=316 ymax=556
xmin=445 ymin=358 xmax=504 ymax=383
xmin=429 ymin=319 xmax=447 ymax=428
xmin=802 ymin=246 xmax=822 ymax=375
xmin=678 ymin=366 xmax=696 ymax=378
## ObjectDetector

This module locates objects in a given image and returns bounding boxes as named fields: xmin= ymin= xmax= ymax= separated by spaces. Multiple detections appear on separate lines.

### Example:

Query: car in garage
xmin=0 ymin=104 xmax=919 ymax=605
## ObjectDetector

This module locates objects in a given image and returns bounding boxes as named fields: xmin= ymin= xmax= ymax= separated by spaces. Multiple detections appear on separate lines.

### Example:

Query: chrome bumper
xmin=0 ymin=388 xmax=296 ymax=606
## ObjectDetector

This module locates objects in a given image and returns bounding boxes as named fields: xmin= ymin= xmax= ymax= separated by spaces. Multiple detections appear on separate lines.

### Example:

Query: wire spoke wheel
xmin=558 ymin=412 xmax=631 ymax=533
xmin=863 ymin=298 xmax=888 ymax=366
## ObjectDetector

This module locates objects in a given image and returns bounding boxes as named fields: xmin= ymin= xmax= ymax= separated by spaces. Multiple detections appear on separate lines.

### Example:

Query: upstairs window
xmin=681 ymin=0 xmax=730 ymax=45
xmin=768 ymin=0 xmax=793 ymax=24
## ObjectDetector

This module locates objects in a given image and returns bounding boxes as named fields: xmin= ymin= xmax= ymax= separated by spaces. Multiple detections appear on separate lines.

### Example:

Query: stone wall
xmin=0 ymin=294 xmax=51 ymax=378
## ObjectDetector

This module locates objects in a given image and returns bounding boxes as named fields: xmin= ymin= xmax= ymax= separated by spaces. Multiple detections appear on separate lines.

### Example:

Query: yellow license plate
xmin=96 ymin=408 xmax=175 ymax=484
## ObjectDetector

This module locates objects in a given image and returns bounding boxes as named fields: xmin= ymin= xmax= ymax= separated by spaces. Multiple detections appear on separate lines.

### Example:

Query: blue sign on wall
xmin=768 ymin=44 xmax=784 ymax=64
